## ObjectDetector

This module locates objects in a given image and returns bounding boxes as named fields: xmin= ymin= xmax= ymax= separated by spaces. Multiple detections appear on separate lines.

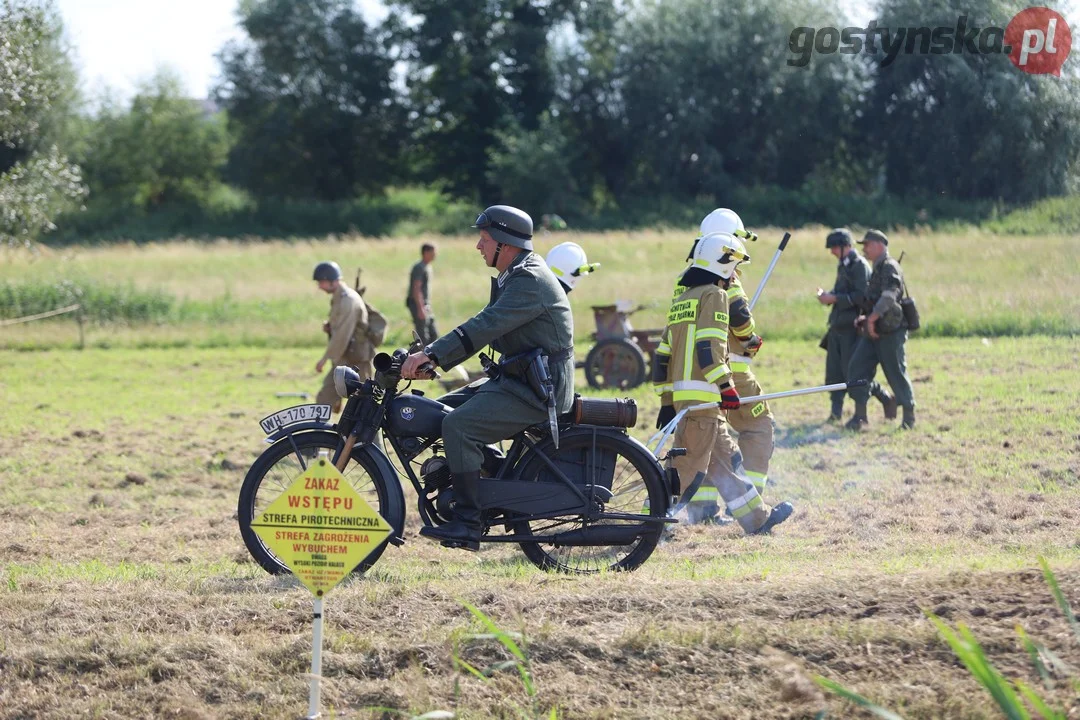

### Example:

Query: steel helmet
xmin=313 ymin=261 xmax=342 ymax=281
xmin=472 ymin=205 xmax=534 ymax=250
xmin=825 ymin=228 xmax=853 ymax=248
xmin=545 ymin=242 xmax=599 ymax=292
xmin=685 ymin=232 xmax=750 ymax=280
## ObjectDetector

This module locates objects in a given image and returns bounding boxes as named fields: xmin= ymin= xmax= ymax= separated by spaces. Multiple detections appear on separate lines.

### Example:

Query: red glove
xmin=720 ymin=386 xmax=741 ymax=410
xmin=744 ymin=334 xmax=763 ymax=358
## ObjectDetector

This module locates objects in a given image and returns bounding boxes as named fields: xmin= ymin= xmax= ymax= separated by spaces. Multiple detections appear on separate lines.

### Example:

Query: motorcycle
xmin=237 ymin=347 xmax=675 ymax=575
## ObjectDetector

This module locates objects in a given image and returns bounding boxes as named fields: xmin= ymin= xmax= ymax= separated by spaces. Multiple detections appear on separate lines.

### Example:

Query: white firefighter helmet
xmin=687 ymin=232 xmax=750 ymax=280
xmin=699 ymin=208 xmax=744 ymax=237
xmin=545 ymin=241 xmax=599 ymax=291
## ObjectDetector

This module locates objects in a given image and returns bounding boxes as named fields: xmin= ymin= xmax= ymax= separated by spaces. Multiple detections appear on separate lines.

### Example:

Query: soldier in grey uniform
xmin=401 ymin=205 xmax=575 ymax=550
xmin=816 ymin=228 xmax=896 ymax=423
xmin=846 ymin=230 xmax=916 ymax=430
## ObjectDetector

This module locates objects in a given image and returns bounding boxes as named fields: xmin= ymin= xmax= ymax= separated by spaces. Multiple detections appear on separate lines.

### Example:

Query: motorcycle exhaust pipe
xmin=551 ymin=523 xmax=649 ymax=547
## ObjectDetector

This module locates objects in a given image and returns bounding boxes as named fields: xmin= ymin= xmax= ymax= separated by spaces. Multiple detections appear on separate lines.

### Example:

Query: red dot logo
xmin=1005 ymin=7 xmax=1072 ymax=76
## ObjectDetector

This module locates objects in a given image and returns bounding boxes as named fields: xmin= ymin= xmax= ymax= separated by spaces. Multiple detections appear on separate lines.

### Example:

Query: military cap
xmin=857 ymin=229 xmax=888 ymax=246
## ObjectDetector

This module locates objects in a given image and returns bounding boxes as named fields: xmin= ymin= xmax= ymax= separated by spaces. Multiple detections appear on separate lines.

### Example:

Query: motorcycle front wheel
xmin=237 ymin=430 xmax=404 ymax=576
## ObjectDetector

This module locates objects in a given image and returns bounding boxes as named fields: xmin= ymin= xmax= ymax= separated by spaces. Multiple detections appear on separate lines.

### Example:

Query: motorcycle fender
xmin=263 ymin=420 xmax=337 ymax=444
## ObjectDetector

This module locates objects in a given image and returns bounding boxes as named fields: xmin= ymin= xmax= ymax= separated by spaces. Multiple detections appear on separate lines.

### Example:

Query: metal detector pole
xmin=748 ymin=233 xmax=791 ymax=311
xmin=649 ymin=380 xmax=867 ymax=455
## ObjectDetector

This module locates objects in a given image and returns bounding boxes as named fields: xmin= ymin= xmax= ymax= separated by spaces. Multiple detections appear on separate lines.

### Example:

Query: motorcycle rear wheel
xmin=511 ymin=431 xmax=666 ymax=574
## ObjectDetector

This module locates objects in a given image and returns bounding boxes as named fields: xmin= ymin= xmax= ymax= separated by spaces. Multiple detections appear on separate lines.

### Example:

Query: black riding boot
xmin=871 ymin=383 xmax=898 ymax=420
xmin=420 ymin=471 xmax=483 ymax=551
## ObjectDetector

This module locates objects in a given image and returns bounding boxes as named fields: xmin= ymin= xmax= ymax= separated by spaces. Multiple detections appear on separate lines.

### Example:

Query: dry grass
xmin=1 ymin=336 xmax=1078 ymax=718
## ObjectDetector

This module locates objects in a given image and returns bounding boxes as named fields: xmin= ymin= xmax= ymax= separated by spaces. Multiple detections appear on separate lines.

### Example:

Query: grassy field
xmin=1 ymin=334 xmax=1078 ymax=718
xmin=1 ymin=228 xmax=1077 ymax=351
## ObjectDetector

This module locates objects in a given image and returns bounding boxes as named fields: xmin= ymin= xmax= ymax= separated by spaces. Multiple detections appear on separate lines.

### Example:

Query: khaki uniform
xmin=654 ymin=283 xmax=769 ymax=532
xmin=317 ymin=284 xmax=375 ymax=408
xmin=725 ymin=275 xmax=773 ymax=496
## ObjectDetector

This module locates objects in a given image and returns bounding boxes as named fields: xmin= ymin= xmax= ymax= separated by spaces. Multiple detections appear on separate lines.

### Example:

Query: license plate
xmin=259 ymin=404 xmax=332 ymax=434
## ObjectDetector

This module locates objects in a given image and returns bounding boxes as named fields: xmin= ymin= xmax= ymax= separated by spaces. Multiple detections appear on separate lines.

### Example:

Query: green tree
xmin=0 ymin=0 xmax=85 ymax=248
xmin=866 ymin=0 xmax=1080 ymax=202
xmin=215 ymin=0 xmax=407 ymax=200
xmin=487 ymin=112 xmax=580 ymax=214
xmin=605 ymin=0 xmax=864 ymax=201
xmin=393 ymin=0 xmax=574 ymax=199
xmin=79 ymin=71 xmax=231 ymax=212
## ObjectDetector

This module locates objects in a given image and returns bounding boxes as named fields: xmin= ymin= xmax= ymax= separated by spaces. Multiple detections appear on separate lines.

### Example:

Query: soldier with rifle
xmin=816 ymin=228 xmax=896 ymax=423
xmin=313 ymin=261 xmax=375 ymax=414
xmin=845 ymin=230 xmax=916 ymax=430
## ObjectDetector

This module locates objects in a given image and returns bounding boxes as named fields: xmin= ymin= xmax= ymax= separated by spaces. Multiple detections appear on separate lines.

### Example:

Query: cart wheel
xmin=584 ymin=338 xmax=648 ymax=390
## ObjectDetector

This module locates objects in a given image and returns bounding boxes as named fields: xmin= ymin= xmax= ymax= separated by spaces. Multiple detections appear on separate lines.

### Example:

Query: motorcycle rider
xmin=401 ymin=206 xmax=575 ymax=550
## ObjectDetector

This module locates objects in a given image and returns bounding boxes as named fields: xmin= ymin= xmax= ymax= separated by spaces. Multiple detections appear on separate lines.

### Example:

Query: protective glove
xmin=720 ymin=386 xmax=741 ymax=410
xmin=656 ymin=405 xmax=676 ymax=430
xmin=743 ymin=334 xmax=764 ymax=358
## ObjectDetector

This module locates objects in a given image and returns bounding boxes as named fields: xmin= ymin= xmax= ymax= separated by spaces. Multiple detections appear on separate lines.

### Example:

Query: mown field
xmin=1 ymin=229 xmax=1079 ymax=718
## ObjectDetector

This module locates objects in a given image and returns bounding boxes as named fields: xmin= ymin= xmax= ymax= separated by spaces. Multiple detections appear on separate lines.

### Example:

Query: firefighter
xmin=544 ymin=241 xmax=600 ymax=295
xmin=653 ymin=232 xmax=793 ymax=534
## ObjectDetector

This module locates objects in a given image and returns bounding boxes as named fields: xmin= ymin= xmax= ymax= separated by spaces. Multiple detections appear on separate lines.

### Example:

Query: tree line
xmin=2 ymin=0 xmax=1079 ymax=246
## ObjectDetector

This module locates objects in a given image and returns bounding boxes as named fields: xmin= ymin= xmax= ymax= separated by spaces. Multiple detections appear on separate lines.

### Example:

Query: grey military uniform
xmin=428 ymin=251 xmax=575 ymax=474
xmin=826 ymin=249 xmax=871 ymax=415
xmin=847 ymin=252 xmax=915 ymax=409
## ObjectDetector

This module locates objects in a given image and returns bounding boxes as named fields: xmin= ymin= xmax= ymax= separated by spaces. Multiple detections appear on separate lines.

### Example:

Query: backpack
xmin=354 ymin=268 xmax=389 ymax=347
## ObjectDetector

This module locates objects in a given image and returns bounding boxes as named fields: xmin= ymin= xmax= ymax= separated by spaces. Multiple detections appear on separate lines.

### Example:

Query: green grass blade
xmin=453 ymin=654 xmax=489 ymax=683
xmin=1013 ymin=679 xmax=1064 ymax=720
xmin=1039 ymin=557 xmax=1080 ymax=642
xmin=928 ymin=615 xmax=1029 ymax=720
xmin=813 ymin=676 xmax=906 ymax=720
xmin=1015 ymin=626 xmax=1051 ymax=686
xmin=462 ymin=600 xmax=528 ymax=663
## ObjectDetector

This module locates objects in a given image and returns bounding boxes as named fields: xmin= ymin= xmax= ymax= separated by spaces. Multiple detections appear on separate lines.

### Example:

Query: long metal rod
xmin=748 ymin=233 xmax=791 ymax=311
xmin=648 ymin=381 xmax=861 ymax=455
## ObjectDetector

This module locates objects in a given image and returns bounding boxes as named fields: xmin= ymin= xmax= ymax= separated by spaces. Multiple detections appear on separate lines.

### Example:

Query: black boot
xmin=749 ymin=501 xmax=794 ymax=535
xmin=844 ymin=401 xmax=869 ymax=431
xmin=420 ymin=471 xmax=483 ymax=551
xmin=871 ymin=384 xmax=897 ymax=420
xmin=828 ymin=393 xmax=844 ymax=423
xmin=901 ymin=405 xmax=916 ymax=430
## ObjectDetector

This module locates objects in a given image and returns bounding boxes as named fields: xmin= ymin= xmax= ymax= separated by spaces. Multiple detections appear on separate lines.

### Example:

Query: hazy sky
xmin=55 ymin=0 xmax=387 ymax=100
xmin=53 ymin=1 xmax=1076 ymax=101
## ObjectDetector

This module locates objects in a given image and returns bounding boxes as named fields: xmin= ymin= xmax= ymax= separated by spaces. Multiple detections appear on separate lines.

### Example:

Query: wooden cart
xmin=582 ymin=303 xmax=663 ymax=390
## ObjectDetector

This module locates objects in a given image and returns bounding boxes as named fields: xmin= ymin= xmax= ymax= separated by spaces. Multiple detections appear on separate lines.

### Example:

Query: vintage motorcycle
xmin=237 ymin=348 xmax=675 ymax=575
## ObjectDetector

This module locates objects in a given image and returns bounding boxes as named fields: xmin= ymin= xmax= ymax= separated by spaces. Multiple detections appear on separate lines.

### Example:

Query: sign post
xmin=249 ymin=450 xmax=392 ymax=719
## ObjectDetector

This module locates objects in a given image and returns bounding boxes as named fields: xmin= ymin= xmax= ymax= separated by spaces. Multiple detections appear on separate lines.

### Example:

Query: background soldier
xmin=654 ymin=232 xmax=793 ymax=534
xmin=401 ymin=205 xmax=575 ymax=551
xmin=846 ymin=230 xmax=916 ymax=430
xmin=406 ymin=242 xmax=438 ymax=345
xmin=816 ymin=228 xmax=895 ymax=422
xmin=314 ymin=261 xmax=374 ymax=413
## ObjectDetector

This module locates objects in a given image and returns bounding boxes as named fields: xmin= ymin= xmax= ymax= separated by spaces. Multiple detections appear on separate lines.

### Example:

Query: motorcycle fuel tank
xmin=387 ymin=394 xmax=452 ymax=438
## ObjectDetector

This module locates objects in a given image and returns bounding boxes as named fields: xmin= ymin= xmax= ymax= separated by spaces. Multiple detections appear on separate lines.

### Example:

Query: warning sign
xmin=249 ymin=456 xmax=392 ymax=595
